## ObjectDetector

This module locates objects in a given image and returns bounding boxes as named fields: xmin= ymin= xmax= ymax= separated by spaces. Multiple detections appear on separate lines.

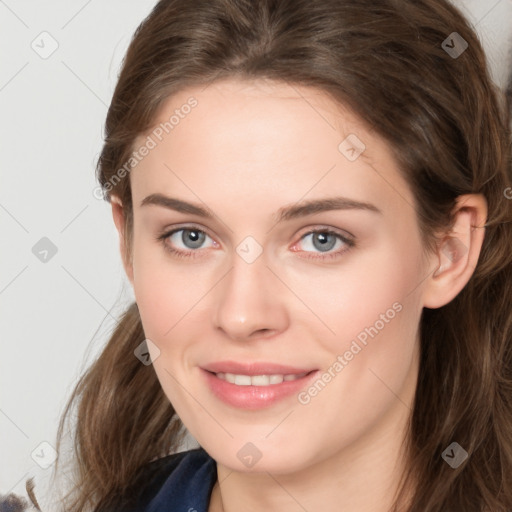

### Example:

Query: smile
xmin=202 ymin=368 xmax=319 ymax=409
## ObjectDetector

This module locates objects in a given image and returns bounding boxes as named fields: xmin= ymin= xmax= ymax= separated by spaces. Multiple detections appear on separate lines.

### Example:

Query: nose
xmin=212 ymin=251 xmax=290 ymax=341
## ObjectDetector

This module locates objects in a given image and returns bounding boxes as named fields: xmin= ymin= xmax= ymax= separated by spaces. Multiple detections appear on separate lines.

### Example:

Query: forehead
xmin=129 ymin=78 xmax=414 ymax=218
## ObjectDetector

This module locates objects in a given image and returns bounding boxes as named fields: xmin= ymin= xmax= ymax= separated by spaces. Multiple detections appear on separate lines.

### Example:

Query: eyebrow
xmin=140 ymin=193 xmax=382 ymax=222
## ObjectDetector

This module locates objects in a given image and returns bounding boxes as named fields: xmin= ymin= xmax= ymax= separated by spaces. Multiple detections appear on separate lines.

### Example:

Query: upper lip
xmin=201 ymin=361 xmax=316 ymax=376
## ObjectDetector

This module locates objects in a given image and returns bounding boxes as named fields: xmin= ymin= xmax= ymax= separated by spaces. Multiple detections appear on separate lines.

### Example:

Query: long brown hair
xmin=30 ymin=0 xmax=512 ymax=510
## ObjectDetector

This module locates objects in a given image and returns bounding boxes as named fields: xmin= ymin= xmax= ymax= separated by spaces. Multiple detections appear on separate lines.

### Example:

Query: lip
xmin=201 ymin=360 xmax=316 ymax=376
xmin=200 ymin=363 xmax=319 ymax=410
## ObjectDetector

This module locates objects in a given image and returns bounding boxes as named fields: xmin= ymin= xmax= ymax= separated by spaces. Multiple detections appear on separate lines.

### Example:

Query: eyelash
xmin=155 ymin=225 xmax=355 ymax=261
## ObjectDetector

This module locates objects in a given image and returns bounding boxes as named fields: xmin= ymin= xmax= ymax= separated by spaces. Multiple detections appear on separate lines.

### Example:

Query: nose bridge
xmin=213 ymin=244 xmax=289 ymax=340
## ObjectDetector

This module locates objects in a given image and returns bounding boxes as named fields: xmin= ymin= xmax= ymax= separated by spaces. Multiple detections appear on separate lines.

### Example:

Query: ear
xmin=110 ymin=196 xmax=134 ymax=285
xmin=422 ymin=194 xmax=487 ymax=309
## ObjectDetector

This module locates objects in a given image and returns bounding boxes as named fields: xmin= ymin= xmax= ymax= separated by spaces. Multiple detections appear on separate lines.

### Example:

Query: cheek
xmin=131 ymin=230 xmax=196 ymax=340
xmin=288 ymin=240 xmax=423 ymax=343
xmin=294 ymin=241 xmax=424 ymax=413
xmin=315 ymin=242 xmax=424 ymax=405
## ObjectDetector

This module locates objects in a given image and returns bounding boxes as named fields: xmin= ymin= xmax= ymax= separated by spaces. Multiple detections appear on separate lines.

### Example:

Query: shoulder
xmin=97 ymin=447 xmax=217 ymax=512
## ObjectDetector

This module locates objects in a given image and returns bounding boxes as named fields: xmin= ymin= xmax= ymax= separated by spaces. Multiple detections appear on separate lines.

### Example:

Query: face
xmin=121 ymin=78 xmax=432 ymax=473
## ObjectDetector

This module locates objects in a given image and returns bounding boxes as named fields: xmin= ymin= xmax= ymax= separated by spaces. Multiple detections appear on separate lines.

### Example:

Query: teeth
xmin=235 ymin=374 xmax=252 ymax=385
xmin=215 ymin=372 xmax=308 ymax=386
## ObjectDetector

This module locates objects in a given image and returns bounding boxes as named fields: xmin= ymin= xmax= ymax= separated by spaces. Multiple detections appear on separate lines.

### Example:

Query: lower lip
xmin=201 ymin=368 xmax=319 ymax=410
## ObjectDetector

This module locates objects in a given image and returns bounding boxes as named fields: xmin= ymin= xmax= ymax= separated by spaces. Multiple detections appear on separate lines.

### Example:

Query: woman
xmin=27 ymin=0 xmax=512 ymax=510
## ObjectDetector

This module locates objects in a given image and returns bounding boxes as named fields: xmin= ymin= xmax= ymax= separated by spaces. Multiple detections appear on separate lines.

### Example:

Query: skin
xmin=111 ymin=78 xmax=487 ymax=512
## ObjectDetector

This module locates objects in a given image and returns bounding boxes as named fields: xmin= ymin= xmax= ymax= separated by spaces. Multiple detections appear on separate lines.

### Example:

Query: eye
xmin=292 ymin=228 xmax=355 ymax=260
xmin=156 ymin=225 xmax=355 ymax=261
xmin=156 ymin=226 xmax=216 ymax=258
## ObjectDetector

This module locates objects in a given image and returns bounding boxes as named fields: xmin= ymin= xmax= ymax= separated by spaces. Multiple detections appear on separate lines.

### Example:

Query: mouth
xmin=200 ymin=364 xmax=319 ymax=409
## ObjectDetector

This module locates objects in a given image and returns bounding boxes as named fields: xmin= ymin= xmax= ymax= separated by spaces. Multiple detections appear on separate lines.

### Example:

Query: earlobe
xmin=423 ymin=194 xmax=487 ymax=309
xmin=110 ymin=196 xmax=134 ymax=285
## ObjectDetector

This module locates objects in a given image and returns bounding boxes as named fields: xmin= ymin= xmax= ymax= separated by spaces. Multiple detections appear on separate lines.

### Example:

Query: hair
xmin=26 ymin=0 xmax=512 ymax=510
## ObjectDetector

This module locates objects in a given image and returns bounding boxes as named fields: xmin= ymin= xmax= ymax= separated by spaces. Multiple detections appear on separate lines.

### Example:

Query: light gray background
xmin=1 ymin=0 xmax=511 ymax=506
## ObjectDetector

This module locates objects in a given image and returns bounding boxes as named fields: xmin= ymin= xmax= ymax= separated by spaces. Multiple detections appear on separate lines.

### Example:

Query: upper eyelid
xmin=163 ymin=223 xmax=216 ymax=242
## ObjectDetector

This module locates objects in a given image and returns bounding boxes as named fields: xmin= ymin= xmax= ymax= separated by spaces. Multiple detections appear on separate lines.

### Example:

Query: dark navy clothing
xmin=98 ymin=448 xmax=217 ymax=512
